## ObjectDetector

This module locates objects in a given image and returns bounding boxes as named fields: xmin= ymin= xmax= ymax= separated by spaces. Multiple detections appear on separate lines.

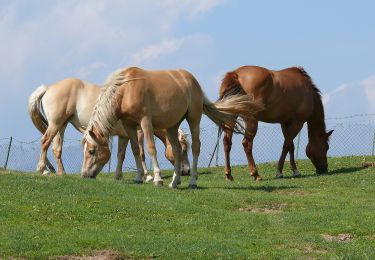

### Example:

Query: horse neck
xmin=307 ymin=92 xmax=326 ymax=140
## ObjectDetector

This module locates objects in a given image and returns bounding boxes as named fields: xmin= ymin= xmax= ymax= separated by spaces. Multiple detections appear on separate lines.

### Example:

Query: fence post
xmin=372 ymin=130 xmax=375 ymax=156
xmin=4 ymin=137 xmax=13 ymax=169
xmin=108 ymin=136 xmax=113 ymax=173
xmin=215 ymin=135 xmax=220 ymax=166
xmin=295 ymin=132 xmax=301 ymax=160
xmin=208 ymin=127 xmax=222 ymax=167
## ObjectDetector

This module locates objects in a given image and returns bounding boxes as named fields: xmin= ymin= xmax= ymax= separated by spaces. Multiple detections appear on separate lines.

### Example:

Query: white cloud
xmin=0 ymin=0 xmax=224 ymax=85
xmin=322 ymin=83 xmax=350 ymax=105
xmin=323 ymin=76 xmax=375 ymax=117
xmin=131 ymin=37 xmax=188 ymax=66
xmin=0 ymin=0 xmax=224 ymax=139
xmin=162 ymin=0 xmax=225 ymax=19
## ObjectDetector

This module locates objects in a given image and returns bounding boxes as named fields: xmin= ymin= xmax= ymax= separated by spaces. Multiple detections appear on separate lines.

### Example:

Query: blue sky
xmin=0 ymin=0 xmax=374 ymax=140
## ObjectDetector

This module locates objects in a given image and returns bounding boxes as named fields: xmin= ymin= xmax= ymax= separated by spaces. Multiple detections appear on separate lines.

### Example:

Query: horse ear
xmin=88 ymin=129 xmax=96 ymax=139
xmin=88 ymin=129 xmax=100 ymax=143
xmin=327 ymin=130 xmax=334 ymax=137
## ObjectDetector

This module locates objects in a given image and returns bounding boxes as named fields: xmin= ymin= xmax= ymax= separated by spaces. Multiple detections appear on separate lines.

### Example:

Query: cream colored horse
xmin=28 ymin=78 xmax=190 ymax=180
xmin=81 ymin=67 xmax=262 ymax=188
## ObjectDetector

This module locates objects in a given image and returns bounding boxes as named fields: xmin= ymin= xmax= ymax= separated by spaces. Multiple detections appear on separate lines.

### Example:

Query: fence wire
xmin=1 ymin=118 xmax=374 ymax=173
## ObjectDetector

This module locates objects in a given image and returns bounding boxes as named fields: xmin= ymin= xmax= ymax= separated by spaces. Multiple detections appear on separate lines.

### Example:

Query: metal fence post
xmin=372 ymin=130 xmax=375 ymax=156
xmin=4 ymin=137 xmax=13 ymax=169
xmin=215 ymin=135 xmax=220 ymax=166
xmin=295 ymin=132 xmax=301 ymax=160
xmin=108 ymin=136 xmax=113 ymax=173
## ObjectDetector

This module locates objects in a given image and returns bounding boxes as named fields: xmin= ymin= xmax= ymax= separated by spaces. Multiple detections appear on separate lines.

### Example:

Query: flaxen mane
xmin=84 ymin=69 xmax=133 ymax=142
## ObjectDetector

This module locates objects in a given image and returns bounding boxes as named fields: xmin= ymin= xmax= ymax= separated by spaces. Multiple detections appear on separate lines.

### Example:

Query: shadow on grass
xmin=329 ymin=166 xmax=364 ymax=175
xmin=220 ymin=185 xmax=299 ymax=192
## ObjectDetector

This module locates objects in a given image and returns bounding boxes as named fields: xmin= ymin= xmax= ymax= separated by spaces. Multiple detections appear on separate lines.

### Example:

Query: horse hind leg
xmin=52 ymin=123 xmax=67 ymax=175
xmin=242 ymin=119 xmax=262 ymax=181
xmin=223 ymin=127 xmax=234 ymax=181
xmin=166 ymin=126 xmax=182 ymax=188
xmin=37 ymin=123 xmax=60 ymax=174
xmin=187 ymin=118 xmax=201 ymax=189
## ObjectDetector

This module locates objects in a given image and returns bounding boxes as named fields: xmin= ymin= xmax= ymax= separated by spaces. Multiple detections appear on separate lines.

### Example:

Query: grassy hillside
xmin=1 ymin=156 xmax=375 ymax=259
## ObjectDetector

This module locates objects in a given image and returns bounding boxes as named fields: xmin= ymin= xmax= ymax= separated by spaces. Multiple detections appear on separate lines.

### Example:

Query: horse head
xmin=306 ymin=130 xmax=333 ymax=174
xmin=81 ymin=127 xmax=111 ymax=179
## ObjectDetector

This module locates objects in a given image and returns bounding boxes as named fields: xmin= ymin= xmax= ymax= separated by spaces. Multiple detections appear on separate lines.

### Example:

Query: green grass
xmin=1 ymin=156 xmax=375 ymax=259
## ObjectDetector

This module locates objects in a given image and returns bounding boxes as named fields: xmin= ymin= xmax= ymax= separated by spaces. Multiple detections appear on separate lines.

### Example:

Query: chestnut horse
xmin=219 ymin=66 xmax=333 ymax=181
xmin=81 ymin=67 xmax=262 ymax=188
xmin=28 ymin=79 xmax=190 ymax=180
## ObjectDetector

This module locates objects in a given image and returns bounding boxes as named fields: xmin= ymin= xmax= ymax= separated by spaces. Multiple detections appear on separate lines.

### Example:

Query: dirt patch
xmin=239 ymin=204 xmax=284 ymax=213
xmin=303 ymin=245 xmax=328 ymax=254
xmin=57 ymin=250 xmax=131 ymax=260
xmin=362 ymin=162 xmax=375 ymax=168
xmin=321 ymin=233 xmax=353 ymax=243
xmin=286 ymin=191 xmax=308 ymax=196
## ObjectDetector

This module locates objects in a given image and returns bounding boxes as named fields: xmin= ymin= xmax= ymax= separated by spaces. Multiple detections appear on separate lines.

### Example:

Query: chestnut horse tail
xmin=28 ymin=85 xmax=49 ymax=134
xmin=202 ymin=94 xmax=263 ymax=133
xmin=219 ymin=71 xmax=246 ymax=99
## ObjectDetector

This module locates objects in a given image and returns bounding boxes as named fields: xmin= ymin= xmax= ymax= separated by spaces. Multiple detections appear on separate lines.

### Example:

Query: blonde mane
xmin=84 ymin=69 xmax=129 ymax=141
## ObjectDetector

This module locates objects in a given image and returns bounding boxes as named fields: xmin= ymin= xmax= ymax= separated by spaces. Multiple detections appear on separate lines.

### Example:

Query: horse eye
xmin=89 ymin=149 xmax=95 ymax=155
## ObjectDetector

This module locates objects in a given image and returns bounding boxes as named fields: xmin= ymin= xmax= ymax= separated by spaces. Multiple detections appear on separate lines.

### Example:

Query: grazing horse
xmin=28 ymin=78 xmax=190 ymax=180
xmin=81 ymin=67 xmax=262 ymax=188
xmin=219 ymin=66 xmax=333 ymax=181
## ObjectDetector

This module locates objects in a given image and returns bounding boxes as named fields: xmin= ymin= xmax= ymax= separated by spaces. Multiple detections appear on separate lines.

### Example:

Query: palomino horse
xmin=219 ymin=66 xmax=333 ymax=181
xmin=28 ymin=78 xmax=190 ymax=180
xmin=81 ymin=67 xmax=262 ymax=188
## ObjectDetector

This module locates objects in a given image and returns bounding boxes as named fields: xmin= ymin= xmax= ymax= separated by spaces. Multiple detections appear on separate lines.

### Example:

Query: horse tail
xmin=219 ymin=71 xmax=246 ymax=99
xmin=203 ymin=94 xmax=263 ymax=133
xmin=28 ymin=85 xmax=49 ymax=134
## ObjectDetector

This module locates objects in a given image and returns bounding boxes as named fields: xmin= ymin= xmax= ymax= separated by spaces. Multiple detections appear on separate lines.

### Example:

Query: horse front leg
xmin=277 ymin=122 xmax=304 ymax=178
xmin=140 ymin=117 xmax=163 ymax=187
xmin=115 ymin=136 xmax=129 ymax=180
xmin=242 ymin=119 xmax=261 ymax=181
xmin=121 ymin=122 xmax=144 ymax=184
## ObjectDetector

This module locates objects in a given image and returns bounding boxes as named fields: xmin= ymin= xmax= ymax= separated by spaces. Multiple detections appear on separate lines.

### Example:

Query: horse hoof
xmin=145 ymin=175 xmax=154 ymax=183
xmin=168 ymin=183 xmax=178 ymax=188
xmin=275 ymin=173 xmax=283 ymax=179
xmin=188 ymin=184 xmax=198 ymax=189
xmin=42 ymin=170 xmax=50 ymax=175
xmin=154 ymin=180 xmax=163 ymax=187
xmin=255 ymin=176 xmax=262 ymax=181
xmin=225 ymin=175 xmax=234 ymax=181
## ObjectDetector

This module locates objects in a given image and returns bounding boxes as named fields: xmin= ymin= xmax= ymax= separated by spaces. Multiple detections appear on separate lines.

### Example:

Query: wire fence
xmin=1 ymin=116 xmax=375 ymax=174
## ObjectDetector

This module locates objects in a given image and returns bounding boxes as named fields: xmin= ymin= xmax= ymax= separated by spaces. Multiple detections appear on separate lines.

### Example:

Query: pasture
xmin=1 ymin=155 xmax=375 ymax=259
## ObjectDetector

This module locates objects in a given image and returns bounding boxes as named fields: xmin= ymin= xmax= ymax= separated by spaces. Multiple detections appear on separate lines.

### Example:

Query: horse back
xmin=229 ymin=66 xmax=316 ymax=123
xmin=117 ymin=67 xmax=200 ymax=129
xmin=43 ymin=78 xmax=101 ymax=128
